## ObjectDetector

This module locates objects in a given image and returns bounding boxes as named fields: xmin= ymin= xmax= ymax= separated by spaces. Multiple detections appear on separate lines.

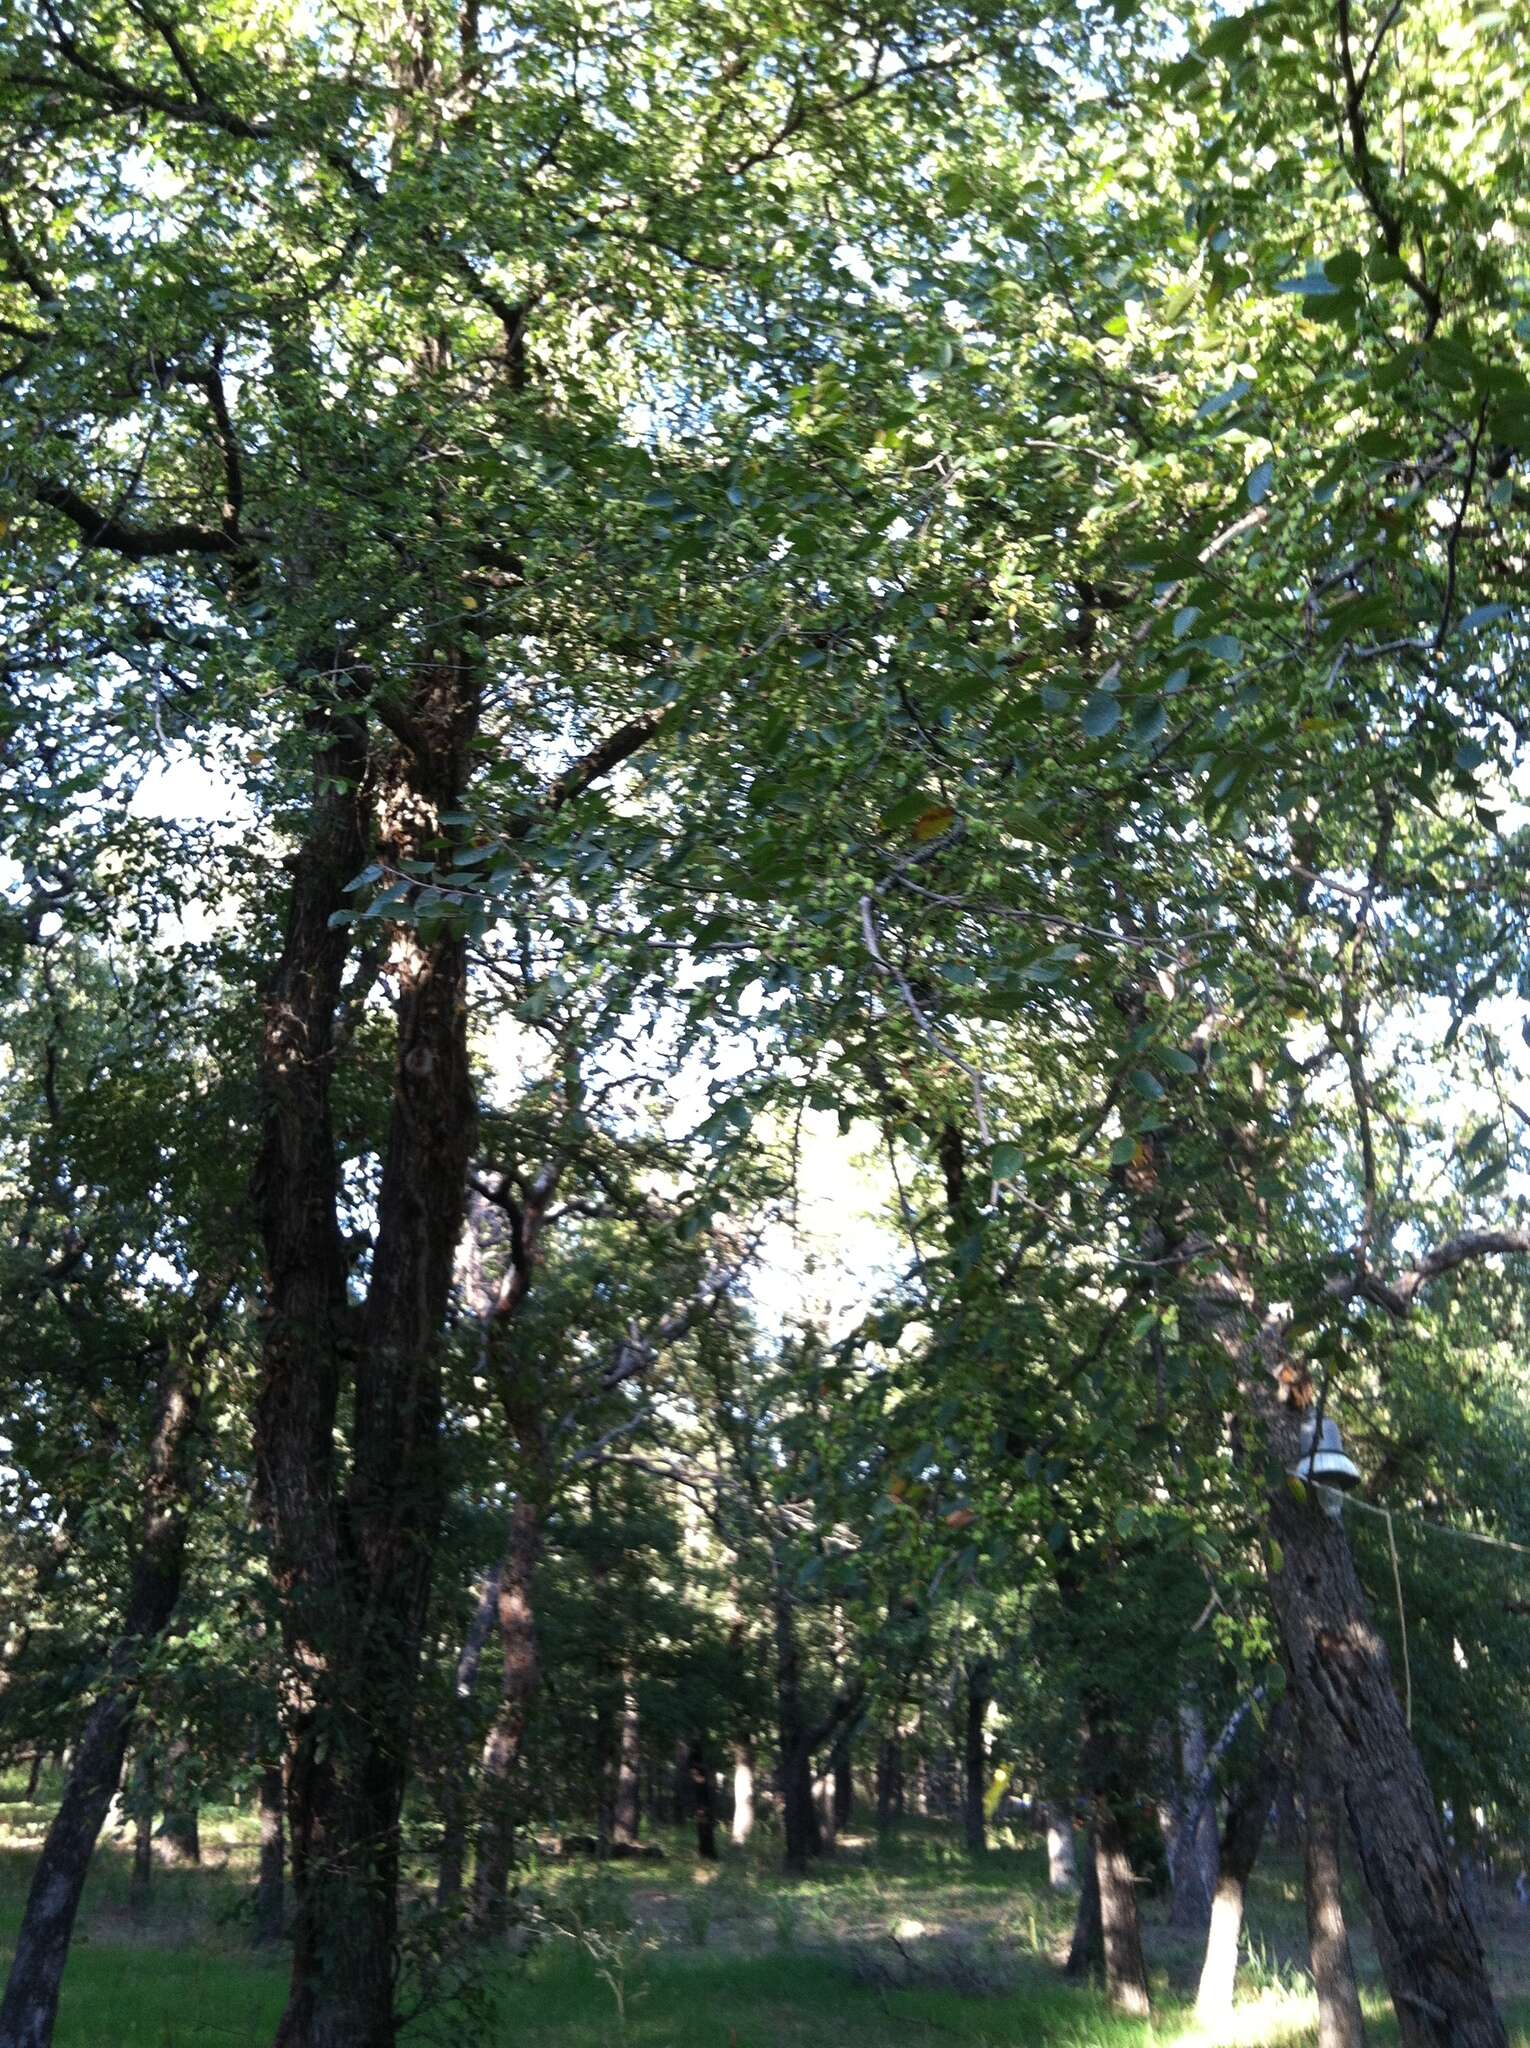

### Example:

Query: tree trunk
xmin=1304 ymin=1751 xmax=1368 ymax=2048
xmin=257 ymin=670 xmax=478 ymax=2048
xmin=612 ymin=1670 xmax=641 ymax=1849
xmin=1095 ymin=1809 xmax=1151 ymax=2018
xmin=689 ymin=1740 xmax=718 ymax=1860
xmin=0 ymin=1332 xmax=207 ymax=2048
xmin=436 ymin=1565 xmax=500 ymax=1909
xmin=473 ymin=1502 xmax=541 ymax=1928
xmin=1162 ymin=1700 xmax=1217 ymax=1931
xmin=773 ymin=1576 xmax=819 ymax=1876
xmin=731 ymin=1745 xmax=755 ymax=1847
xmin=1269 ymin=1481 xmax=1505 ymax=2048
xmin=962 ymin=1658 xmax=992 ymax=1859
xmin=833 ymin=1752 xmax=852 ymax=1832
xmin=155 ymin=1739 xmax=200 ymax=1868
xmin=1043 ymin=1800 xmax=1078 ymax=1892
xmin=128 ymin=1753 xmax=154 ymax=1923
xmin=1065 ymin=1829 xmax=1103 ymax=1981
xmin=1196 ymin=1711 xmax=1284 ymax=2024
xmin=254 ymin=1762 xmax=286 ymax=1948
xmin=876 ymin=1738 xmax=901 ymax=1834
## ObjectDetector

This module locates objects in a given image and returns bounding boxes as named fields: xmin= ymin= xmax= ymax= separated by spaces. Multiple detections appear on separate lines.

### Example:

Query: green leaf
xmin=1109 ymin=1134 xmax=1139 ymax=1165
xmin=1246 ymin=459 xmax=1274 ymax=505
xmin=1130 ymin=1069 xmax=1166 ymax=1100
xmin=991 ymin=1142 xmax=1025 ymax=1179
xmin=1080 ymin=691 xmax=1121 ymax=737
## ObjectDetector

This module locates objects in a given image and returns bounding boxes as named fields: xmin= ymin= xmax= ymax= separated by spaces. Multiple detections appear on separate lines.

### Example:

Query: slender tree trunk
xmin=254 ymin=1762 xmax=286 ymax=1948
xmin=731 ymin=1744 xmax=755 ymax=1847
xmin=773 ymin=1576 xmax=818 ymax=1876
xmin=689 ymin=1740 xmax=718 ymax=1860
xmin=833 ymin=1752 xmax=852 ymax=1832
xmin=1196 ymin=1712 xmax=1284 ymax=2024
xmin=1162 ymin=1700 xmax=1216 ymax=1931
xmin=436 ymin=1565 xmax=500 ymax=1909
xmin=128 ymin=1753 xmax=154 ymax=1924
xmin=612 ymin=1671 xmax=641 ymax=1849
xmin=473 ymin=1502 xmax=541 ymax=1927
xmin=1268 ymin=1479 xmax=1505 ymax=2048
xmin=962 ymin=1658 xmax=992 ymax=1859
xmin=24 ymin=1756 xmax=42 ymax=1803
xmin=0 ymin=1331 xmax=208 ymax=2048
xmin=1065 ymin=1830 xmax=1103 ymax=1981
xmin=876 ymin=1738 xmax=901 ymax=1834
xmin=1304 ymin=1751 xmax=1368 ymax=2048
xmin=1043 ymin=1800 xmax=1078 ymax=1892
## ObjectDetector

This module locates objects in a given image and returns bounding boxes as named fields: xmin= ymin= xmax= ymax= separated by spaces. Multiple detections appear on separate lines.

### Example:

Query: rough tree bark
xmin=1065 ymin=1829 xmax=1103 ymax=1982
xmin=1268 ymin=1472 xmax=1505 ymax=2048
xmin=1095 ymin=1809 xmax=1152 ymax=2018
xmin=612 ymin=1671 xmax=642 ymax=1849
xmin=1304 ymin=1749 xmax=1369 ymax=2048
xmin=1161 ymin=1700 xmax=1217 ymax=1931
xmin=0 ymin=1328 xmax=209 ymax=2048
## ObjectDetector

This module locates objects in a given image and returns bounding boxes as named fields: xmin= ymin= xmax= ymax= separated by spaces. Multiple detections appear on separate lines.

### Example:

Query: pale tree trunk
xmin=1043 ymin=1800 xmax=1078 ymax=1892
xmin=1196 ymin=1707 xmax=1285 ymax=2024
xmin=1268 ymin=1474 xmax=1505 ymax=2048
xmin=731 ymin=1745 xmax=755 ymax=1847
xmin=0 ymin=1327 xmax=210 ymax=2048
xmin=1304 ymin=1751 xmax=1368 ymax=2048
xmin=1162 ymin=1700 xmax=1217 ymax=1931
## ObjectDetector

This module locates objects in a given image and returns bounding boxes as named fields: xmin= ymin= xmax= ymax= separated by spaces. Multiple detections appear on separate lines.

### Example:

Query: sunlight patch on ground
xmin=1165 ymin=1986 xmax=1317 ymax=2047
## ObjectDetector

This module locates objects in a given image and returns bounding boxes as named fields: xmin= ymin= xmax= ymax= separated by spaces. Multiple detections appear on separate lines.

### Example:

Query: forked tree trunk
xmin=0 ymin=1331 xmax=208 ymax=2048
xmin=256 ymin=668 xmax=479 ymax=2048
xmin=962 ymin=1658 xmax=992 ymax=1859
xmin=473 ymin=1502 xmax=541 ymax=1928
xmin=1196 ymin=1709 xmax=1285 ymax=2023
xmin=1095 ymin=1809 xmax=1151 ymax=2017
xmin=1268 ymin=1477 xmax=1505 ymax=2048
xmin=254 ymin=1762 xmax=286 ymax=1948
xmin=1304 ymin=1751 xmax=1368 ymax=2048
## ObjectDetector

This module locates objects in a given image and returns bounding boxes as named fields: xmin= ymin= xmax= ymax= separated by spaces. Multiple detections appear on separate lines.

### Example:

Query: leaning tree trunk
xmin=0 ymin=1331 xmax=208 ymax=2048
xmin=1304 ymin=1750 xmax=1368 ymax=2048
xmin=257 ymin=665 xmax=479 ymax=2048
xmin=473 ymin=1502 xmax=542 ymax=1929
xmin=1196 ymin=1705 xmax=1286 ymax=2024
xmin=962 ymin=1658 xmax=992 ymax=1859
xmin=1268 ymin=1474 xmax=1505 ymax=2048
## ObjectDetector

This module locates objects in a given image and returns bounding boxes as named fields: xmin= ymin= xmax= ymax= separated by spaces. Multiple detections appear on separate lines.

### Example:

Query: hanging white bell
xmin=1290 ymin=1414 xmax=1361 ymax=1516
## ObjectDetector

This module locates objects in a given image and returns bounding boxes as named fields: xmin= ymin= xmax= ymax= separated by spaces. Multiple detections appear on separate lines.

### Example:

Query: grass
xmin=3 ymin=1773 xmax=1530 ymax=2045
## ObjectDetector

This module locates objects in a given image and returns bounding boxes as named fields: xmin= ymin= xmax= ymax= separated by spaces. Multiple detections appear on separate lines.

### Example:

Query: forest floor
xmin=3 ymin=1777 xmax=1530 ymax=2046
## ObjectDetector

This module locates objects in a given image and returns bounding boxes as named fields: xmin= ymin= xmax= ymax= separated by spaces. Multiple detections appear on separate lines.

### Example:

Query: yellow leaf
xmin=461 ymin=593 xmax=478 ymax=609
xmin=912 ymin=804 xmax=956 ymax=842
